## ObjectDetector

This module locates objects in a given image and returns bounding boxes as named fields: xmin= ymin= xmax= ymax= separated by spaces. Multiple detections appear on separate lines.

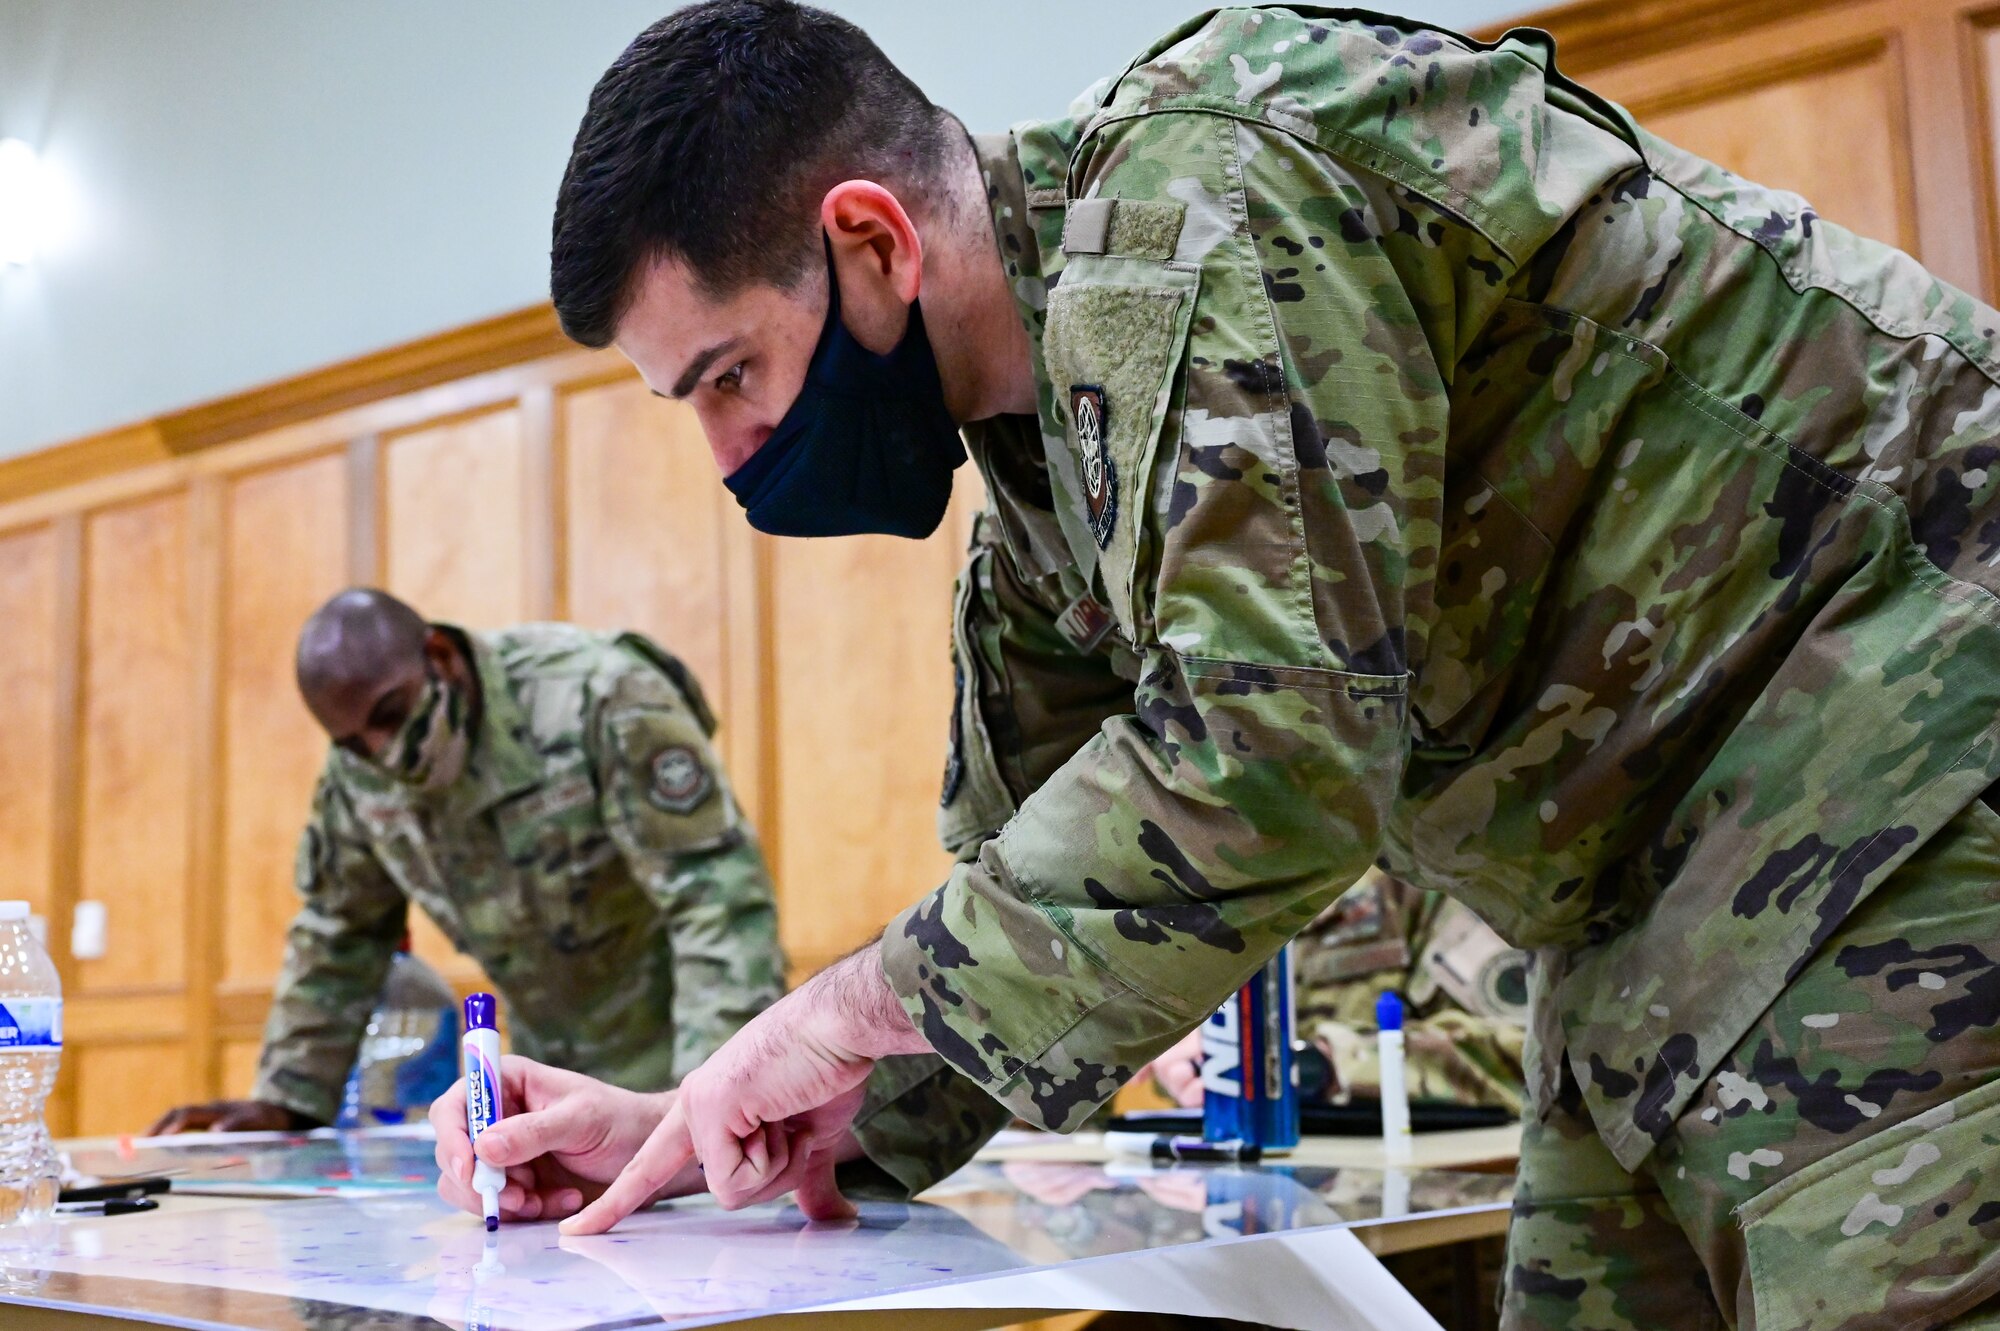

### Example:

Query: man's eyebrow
xmin=659 ymin=338 xmax=744 ymax=399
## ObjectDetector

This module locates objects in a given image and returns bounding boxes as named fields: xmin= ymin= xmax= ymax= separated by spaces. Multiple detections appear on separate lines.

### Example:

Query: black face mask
xmin=723 ymin=247 xmax=964 ymax=539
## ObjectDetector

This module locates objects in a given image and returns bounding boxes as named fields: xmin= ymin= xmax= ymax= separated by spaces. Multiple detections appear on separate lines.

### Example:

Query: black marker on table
xmin=1103 ymin=1131 xmax=1264 ymax=1163
xmin=55 ymin=1197 xmax=159 ymax=1217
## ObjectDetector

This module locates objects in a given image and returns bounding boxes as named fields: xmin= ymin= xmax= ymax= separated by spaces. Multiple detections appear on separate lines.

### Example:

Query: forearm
xmin=251 ymin=922 xmax=397 ymax=1123
xmin=805 ymin=941 xmax=933 ymax=1063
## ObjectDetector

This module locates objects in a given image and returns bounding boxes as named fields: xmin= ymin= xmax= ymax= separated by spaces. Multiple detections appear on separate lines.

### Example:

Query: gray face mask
xmin=376 ymin=673 xmax=472 ymax=793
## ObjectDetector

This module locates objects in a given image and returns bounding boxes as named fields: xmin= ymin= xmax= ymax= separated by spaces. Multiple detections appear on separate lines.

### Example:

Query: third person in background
xmin=153 ymin=588 xmax=782 ymax=1134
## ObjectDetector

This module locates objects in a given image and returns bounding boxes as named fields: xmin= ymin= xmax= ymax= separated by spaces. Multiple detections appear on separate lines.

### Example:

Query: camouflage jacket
xmin=253 ymin=624 xmax=783 ymax=1125
xmin=1298 ymin=866 xmax=1525 ymax=1112
xmin=854 ymin=5 xmax=2000 ymax=1189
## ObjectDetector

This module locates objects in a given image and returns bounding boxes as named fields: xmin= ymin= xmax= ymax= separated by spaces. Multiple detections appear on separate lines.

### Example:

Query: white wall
xmin=0 ymin=1 xmax=1537 ymax=458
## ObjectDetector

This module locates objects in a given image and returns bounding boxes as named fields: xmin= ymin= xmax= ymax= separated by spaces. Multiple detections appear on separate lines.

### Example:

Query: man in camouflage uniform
xmin=435 ymin=5 xmax=2000 ymax=1326
xmin=153 ymin=587 xmax=782 ymax=1134
xmin=1148 ymin=867 xmax=1528 ymax=1113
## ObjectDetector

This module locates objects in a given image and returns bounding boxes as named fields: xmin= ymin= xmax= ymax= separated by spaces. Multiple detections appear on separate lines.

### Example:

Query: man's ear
xmin=821 ymin=180 xmax=923 ymax=354
xmin=422 ymin=627 xmax=463 ymax=680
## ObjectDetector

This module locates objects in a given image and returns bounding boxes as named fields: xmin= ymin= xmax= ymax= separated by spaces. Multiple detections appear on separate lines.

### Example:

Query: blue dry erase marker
xmin=1376 ymin=990 xmax=1412 ymax=1162
xmin=462 ymin=993 xmax=504 ymax=1230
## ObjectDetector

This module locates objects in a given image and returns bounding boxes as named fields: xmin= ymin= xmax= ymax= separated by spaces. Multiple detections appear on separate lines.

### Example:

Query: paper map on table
xmin=67 ymin=1126 xmax=440 ymax=1196
xmin=0 ymin=1152 xmax=1507 ymax=1329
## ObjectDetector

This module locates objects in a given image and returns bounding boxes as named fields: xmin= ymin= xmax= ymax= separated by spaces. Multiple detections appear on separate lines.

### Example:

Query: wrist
xmin=809 ymin=943 xmax=930 ymax=1062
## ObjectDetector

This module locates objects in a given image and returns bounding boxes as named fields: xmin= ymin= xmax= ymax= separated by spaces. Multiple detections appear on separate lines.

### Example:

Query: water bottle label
xmin=0 ymin=998 xmax=61 ymax=1048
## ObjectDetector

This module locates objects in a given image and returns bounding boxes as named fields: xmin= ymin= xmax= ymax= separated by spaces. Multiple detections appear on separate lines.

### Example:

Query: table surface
xmin=0 ymin=1124 xmax=1518 ymax=1331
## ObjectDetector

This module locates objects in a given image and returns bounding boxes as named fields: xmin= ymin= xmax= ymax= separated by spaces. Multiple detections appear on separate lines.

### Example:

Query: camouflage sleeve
xmin=881 ymin=110 xmax=1481 ymax=1130
xmin=251 ymin=772 xmax=407 ymax=1124
xmin=593 ymin=656 xmax=784 ymax=1079
xmin=939 ymin=513 xmax=1133 ymax=860
xmin=836 ymin=1054 xmax=1016 ymax=1199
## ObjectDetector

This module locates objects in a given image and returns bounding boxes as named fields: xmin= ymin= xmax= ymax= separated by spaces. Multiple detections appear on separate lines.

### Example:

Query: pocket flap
xmin=1740 ymin=1078 xmax=2000 ymax=1330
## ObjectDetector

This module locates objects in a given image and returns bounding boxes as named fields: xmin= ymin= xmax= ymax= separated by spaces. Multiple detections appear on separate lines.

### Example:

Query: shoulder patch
xmin=1071 ymin=385 xmax=1117 ymax=549
xmin=648 ymin=745 xmax=715 ymax=815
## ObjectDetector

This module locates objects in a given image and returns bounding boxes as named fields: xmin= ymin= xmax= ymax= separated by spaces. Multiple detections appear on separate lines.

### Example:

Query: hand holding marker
xmin=462 ymin=994 xmax=505 ymax=1230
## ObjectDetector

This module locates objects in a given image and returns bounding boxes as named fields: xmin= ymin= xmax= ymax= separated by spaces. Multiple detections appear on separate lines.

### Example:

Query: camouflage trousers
xmin=1503 ymin=797 xmax=2000 ymax=1330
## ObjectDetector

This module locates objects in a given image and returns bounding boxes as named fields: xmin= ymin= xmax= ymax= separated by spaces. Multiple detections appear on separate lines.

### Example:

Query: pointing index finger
xmin=559 ymin=1100 xmax=694 ymax=1236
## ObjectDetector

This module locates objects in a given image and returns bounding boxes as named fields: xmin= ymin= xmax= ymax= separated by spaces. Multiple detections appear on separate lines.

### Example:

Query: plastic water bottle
xmin=0 ymin=902 xmax=60 ymax=1226
xmin=335 ymin=943 xmax=459 ymax=1128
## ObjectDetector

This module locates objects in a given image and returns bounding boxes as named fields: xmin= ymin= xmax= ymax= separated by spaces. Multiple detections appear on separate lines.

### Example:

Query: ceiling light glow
xmin=0 ymin=139 xmax=48 ymax=267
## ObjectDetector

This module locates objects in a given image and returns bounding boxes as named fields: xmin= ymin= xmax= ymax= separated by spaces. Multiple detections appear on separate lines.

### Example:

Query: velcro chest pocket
xmin=1041 ymin=254 xmax=1199 ymax=640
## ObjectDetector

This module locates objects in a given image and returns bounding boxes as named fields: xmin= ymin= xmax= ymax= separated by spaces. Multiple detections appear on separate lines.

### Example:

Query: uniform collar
xmin=974 ymin=122 xmax=1076 ymax=404
xmin=967 ymin=124 xmax=1086 ymax=584
xmin=449 ymin=625 xmax=543 ymax=815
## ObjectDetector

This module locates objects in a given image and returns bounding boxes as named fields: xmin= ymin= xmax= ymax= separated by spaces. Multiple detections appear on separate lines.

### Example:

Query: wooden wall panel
xmin=218 ymin=1037 xmax=263 ymax=1099
xmin=73 ymin=1042 xmax=191 ymax=1137
xmin=383 ymin=407 xmax=529 ymax=629
xmin=219 ymin=453 xmax=350 ymax=992
xmin=562 ymin=379 xmax=731 ymax=706
xmin=1627 ymin=43 xmax=1915 ymax=250
xmin=767 ymin=483 xmax=983 ymax=979
xmin=0 ymin=527 xmax=58 ymax=920
xmin=77 ymin=495 xmax=192 ymax=995
xmin=1975 ymin=15 xmax=2000 ymax=298
xmin=383 ymin=408 xmax=529 ymax=987
xmin=382 ymin=411 xmax=515 ymax=985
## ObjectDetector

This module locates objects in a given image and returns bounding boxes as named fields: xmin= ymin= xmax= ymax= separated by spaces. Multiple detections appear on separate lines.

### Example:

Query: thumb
xmin=475 ymin=1096 xmax=591 ymax=1168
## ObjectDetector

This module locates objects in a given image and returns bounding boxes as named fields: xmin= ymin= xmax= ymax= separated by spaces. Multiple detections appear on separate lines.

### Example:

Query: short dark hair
xmin=295 ymin=587 xmax=427 ymax=701
xmin=552 ymin=0 xmax=956 ymax=347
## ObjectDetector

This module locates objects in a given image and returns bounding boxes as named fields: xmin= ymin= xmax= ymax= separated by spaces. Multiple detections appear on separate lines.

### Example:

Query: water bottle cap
xmin=464 ymin=993 xmax=497 ymax=1031
xmin=1376 ymin=990 xmax=1404 ymax=1031
xmin=0 ymin=902 xmax=29 ymax=922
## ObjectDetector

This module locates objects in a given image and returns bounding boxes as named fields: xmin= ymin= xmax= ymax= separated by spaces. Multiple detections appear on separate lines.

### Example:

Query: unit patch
xmin=648 ymin=745 xmax=714 ymax=814
xmin=1071 ymin=385 xmax=1116 ymax=548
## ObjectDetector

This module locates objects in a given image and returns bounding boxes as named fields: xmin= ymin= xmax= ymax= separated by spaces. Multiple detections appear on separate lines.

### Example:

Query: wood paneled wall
xmin=7 ymin=0 xmax=1998 ymax=1135
xmin=0 ymin=341 xmax=976 ymax=1135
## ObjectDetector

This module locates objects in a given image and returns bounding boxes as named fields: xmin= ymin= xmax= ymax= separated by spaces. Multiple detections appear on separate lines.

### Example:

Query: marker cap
xmin=0 ymin=902 xmax=29 ymax=921
xmin=1375 ymin=990 xmax=1404 ymax=1032
xmin=464 ymin=992 xmax=497 ymax=1031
